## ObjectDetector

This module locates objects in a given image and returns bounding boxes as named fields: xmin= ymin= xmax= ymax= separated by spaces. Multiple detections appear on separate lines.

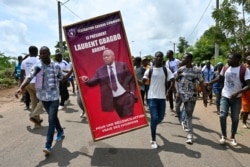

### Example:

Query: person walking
xmin=212 ymin=62 xmax=224 ymax=115
xmin=134 ymin=57 xmax=146 ymax=105
xmin=65 ymin=57 xmax=76 ymax=95
xmin=54 ymin=53 xmax=70 ymax=110
xmin=165 ymin=50 xmax=180 ymax=112
xmin=143 ymin=51 xmax=175 ymax=149
xmin=13 ymin=55 xmax=23 ymax=85
xmin=141 ymin=56 xmax=151 ymax=108
xmin=175 ymin=53 xmax=207 ymax=144
xmin=20 ymin=46 xmax=43 ymax=126
xmin=241 ymin=56 xmax=250 ymax=128
xmin=208 ymin=53 xmax=250 ymax=146
xmin=15 ymin=46 xmax=73 ymax=155
xmin=202 ymin=60 xmax=214 ymax=104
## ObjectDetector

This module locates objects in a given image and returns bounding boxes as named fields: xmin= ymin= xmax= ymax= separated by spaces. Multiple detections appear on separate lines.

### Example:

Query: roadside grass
xmin=0 ymin=68 xmax=17 ymax=89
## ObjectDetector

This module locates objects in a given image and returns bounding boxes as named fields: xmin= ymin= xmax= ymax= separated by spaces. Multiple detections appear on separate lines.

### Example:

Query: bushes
xmin=0 ymin=68 xmax=17 ymax=89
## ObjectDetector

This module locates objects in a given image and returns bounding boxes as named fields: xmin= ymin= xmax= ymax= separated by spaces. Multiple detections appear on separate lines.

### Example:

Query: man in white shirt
xmin=209 ymin=53 xmax=250 ymax=146
xmin=143 ymin=51 xmax=175 ymax=149
xmin=20 ymin=46 xmax=43 ymax=126
xmin=165 ymin=50 xmax=180 ymax=112
xmin=55 ymin=53 xmax=70 ymax=110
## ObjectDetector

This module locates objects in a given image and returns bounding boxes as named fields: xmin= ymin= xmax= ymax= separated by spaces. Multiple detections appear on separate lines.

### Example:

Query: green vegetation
xmin=0 ymin=53 xmax=16 ymax=89
xmin=1 ymin=0 xmax=250 ymax=86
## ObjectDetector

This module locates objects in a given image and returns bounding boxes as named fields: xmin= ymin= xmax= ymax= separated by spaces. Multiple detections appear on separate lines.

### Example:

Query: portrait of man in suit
xmin=81 ymin=48 xmax=137 ymax=118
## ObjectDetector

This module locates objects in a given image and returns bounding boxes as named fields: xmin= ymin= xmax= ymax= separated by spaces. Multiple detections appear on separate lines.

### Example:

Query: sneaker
xmin=58 ymin=105 xmax=64 ymax=110
xmin=219 ymin=136 xmax=226 ymax=145
xmin=150 ymin=141 xmax=158 ymax=149
xmin=186 ymin=138 xmax=193 ymax=144
xmin=30 ymin=117 xmax=43 ymax=126
xmin=80 ymin=111 xmax=85 ymax=118
xmin=43 ymin=147 xmax=51 ymax=155
xmin=230 ymin=139 xmax=238 ymax=146
xmin=243 ymin=124 xmax=247 ymax=129
xmin=186 ymin=134 xmax=193 ymax=144
xmin=55 ymin=131 xmax=64 ymax=141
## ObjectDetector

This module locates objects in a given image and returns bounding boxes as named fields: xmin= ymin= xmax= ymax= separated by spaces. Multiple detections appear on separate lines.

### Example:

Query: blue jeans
xmin=214 ymin=89 xmax=222 ymax=111
xmin=42 ymin=100 xmax=63 ymax=148
xmin=179 ymin=106 xmax=186 ymax=123
xmin=220 ymin=96 xmax=241 ymax=138
xmin=148 ymin=99 xmax=166 ymax=141
xmin=175 ymin=98 xmax=186 ymax=123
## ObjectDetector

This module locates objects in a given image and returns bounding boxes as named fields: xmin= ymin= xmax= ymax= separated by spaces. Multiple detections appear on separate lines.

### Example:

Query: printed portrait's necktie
xmin=109 ymin=66 xmax=118 ymax=91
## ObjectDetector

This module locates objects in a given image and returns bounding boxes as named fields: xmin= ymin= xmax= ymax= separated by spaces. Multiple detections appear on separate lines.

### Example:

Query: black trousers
xmin=167 ymin=83 xmax=174 ymax=110
xmin=59 ymin=81 xmax=69 ymax=106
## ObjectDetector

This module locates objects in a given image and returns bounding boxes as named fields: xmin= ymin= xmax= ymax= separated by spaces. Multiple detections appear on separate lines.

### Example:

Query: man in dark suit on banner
xmin=81 ymin=48 xmax=137 ymax=118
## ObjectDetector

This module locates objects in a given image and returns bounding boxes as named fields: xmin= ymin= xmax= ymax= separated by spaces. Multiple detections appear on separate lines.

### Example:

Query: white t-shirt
xmin=165 ymin=58 xmax=180 ymax=73
xmin=221 ymin=66 xmax=250 ymax=98
xmin=143 ymin=67 xmax=174 ymax=99
xmin=21 ymin=56 xmax=39 ymax=83
xmin=55 ymin=60 xmax=69 ymax=75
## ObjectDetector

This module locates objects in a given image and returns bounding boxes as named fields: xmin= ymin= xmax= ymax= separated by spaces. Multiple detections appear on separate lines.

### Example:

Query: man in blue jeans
xmin=208 ymin=53 xmax=250 ymax=146
xmin=15 ymin=46 xmax=73 ymax=155
xmin=143 ymin=51 xmax=174 ymax=149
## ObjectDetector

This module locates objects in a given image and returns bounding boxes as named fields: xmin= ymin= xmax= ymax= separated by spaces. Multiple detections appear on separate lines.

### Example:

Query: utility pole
xmin=169 ymin=41 xmax=176 ymax=53
xmin=57 ymin=1 xmax=63 ymax=54
xmin=57 ymin=0 xmax=69 ymax=54
xmin=214 ymin=0 xmax=219 ymax=60
xmin=173 ymin=42 xmax=176 ymax=53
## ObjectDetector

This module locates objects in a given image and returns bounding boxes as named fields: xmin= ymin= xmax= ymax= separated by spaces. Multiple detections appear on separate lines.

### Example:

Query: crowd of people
xmin=14 ymin=46 xmax=75 ymax=155
xmin=13 ymin=46 xmax=250 ymax=155
xmin=133 ymin=50 xmax=250 ymax=148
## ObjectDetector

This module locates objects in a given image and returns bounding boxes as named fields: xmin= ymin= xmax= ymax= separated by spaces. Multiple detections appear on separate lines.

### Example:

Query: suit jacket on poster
xmin=86 ymin=62 xmax=137 ymax=111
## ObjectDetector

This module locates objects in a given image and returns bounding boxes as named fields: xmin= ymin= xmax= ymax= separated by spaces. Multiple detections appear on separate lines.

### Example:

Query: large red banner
xmin=63 ymin=11 xmax=148 ymax=141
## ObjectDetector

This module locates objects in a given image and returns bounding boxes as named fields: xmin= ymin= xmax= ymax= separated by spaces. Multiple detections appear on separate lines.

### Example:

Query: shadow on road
xmin=35 ymin=140 xmax=91 ymax=167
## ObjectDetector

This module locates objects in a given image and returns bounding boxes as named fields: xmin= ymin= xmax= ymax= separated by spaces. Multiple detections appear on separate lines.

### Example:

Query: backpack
xmin=222 ymin=65 xmax=246 ymax=86
xmin=148 ymin=66 xmax=168 ymax=92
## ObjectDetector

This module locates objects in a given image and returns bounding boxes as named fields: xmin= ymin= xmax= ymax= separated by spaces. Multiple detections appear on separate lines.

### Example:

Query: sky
xmin=0 ymin=0 xmax=216 ymax=57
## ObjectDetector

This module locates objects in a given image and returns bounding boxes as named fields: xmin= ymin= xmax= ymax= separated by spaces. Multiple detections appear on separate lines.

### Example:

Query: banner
xmin=64 ymin=11 xmax=148 ymax=141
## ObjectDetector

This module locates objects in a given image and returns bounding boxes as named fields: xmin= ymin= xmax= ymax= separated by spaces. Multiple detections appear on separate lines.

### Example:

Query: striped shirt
xmin=29 ymin=61 xmax=64 ymax=101
xmin=176 ymin=66 xmax=203 ymax=101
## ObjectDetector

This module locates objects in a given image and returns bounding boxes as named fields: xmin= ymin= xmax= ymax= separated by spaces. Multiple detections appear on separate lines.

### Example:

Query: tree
xmin=212 ymin=0 xmax=250 ymax=59
xmin=54 ymin=41 xmax=68 ymax=54
xmin=177 ymin=37 xmax=190 ymax=53
xmin=54 ymin=41 xmax=69 ymax=59
xmin=0 ymin=53 xmax=13 ymax=69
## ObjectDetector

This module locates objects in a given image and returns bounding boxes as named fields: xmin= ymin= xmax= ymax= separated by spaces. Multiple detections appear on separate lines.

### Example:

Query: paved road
xmin=0 ymin=89 xmax=249 ymax=167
